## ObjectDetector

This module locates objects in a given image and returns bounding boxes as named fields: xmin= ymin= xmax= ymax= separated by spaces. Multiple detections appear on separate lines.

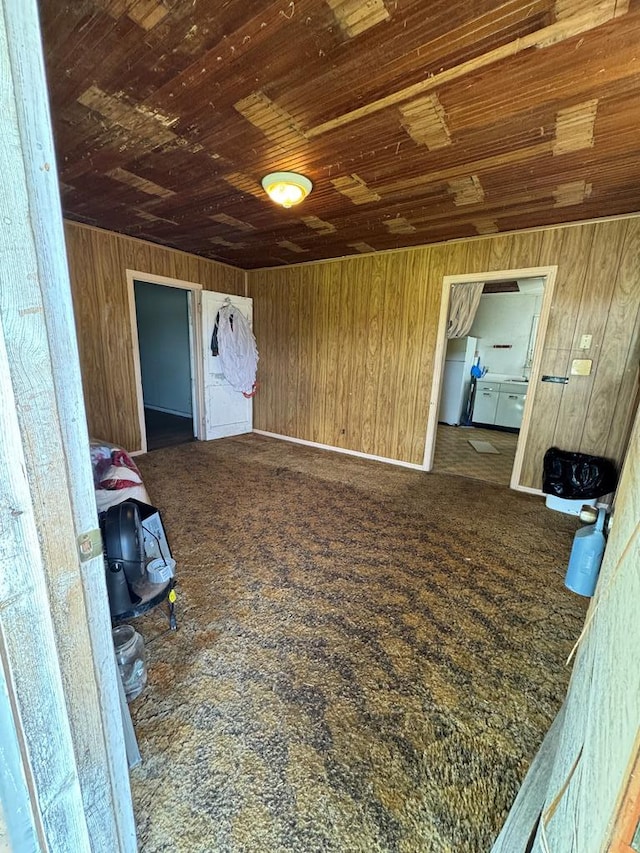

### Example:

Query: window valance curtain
xmin=447 ymin=282 xmax=484 ymax=339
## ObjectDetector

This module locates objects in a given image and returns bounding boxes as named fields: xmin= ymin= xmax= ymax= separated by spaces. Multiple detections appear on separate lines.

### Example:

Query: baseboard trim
xmin=144 ymin=404 xmax=193 ymax=419
xmin=512 ymin=483 xmax=544 ymax=496
xmin=253 ymin=430 xmax=425 ymax=470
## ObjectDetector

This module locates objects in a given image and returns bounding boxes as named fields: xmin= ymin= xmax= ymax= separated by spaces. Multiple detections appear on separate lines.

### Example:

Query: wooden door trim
xmin=126 ymin=269 xmax=204 ymax=454
xmin=422 ymin=265 xmax=558 ymax=494
xmin=607 ymin=733 xmax=640 ymax=853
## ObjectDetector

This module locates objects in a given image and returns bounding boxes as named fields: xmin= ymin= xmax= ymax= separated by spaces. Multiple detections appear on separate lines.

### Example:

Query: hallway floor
xmin=433 ymin=424 xmax=519 ymax=486
xmin=144 ymin=407 xmax=194 ymax=451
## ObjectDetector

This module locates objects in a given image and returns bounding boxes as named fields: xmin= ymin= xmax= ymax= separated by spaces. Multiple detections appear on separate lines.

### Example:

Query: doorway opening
xmin=127 ymin=270 xmax=203 ymax=454
xmin=423 ymin=266 xmax=558 ymax=491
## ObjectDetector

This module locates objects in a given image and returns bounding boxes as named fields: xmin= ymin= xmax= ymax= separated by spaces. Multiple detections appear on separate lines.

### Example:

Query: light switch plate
xmin=571 ymin=358 xmax=593 ymax=375
xmin=579 ymin=334 xmax=592 ymax=350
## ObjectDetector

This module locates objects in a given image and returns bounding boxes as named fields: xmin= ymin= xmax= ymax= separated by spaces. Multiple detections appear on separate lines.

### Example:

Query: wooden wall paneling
xmin=247 ymin=218 xmax=640 ymax=474
xmin=388 ymin=254 xmax=417 ymax=460
xmin=253 ymin=272 xmax=278 ymax=433
xmin=129 ymin=238 xmax=153 ymax=282
xmin=442 ymin=238 xmax=471 ymax=277
xmin=574 ymin=220 xmax=627 ymax=344
xmin=248 ymin=273 xmax=263 ymax=422
xmin=582 ymin=219 xmax=640 ymax=457
xmin=284 ymin=271 xmax=299 ymax=438
xmin=325 ymin=262 xmax=345 ymax=446
xmin=309 ymin=264 xmax=327 ymax=444
xmin=519 ymin=348 xmax=572 ymax=488
xmin=261 ymin=278 xmax=275 ymax=433
xmin=283 ymin=269 xmax=300 ymax=435
xmin=159 ymin=252 xmax=179 ymax=281
xmin=486 ymin=234 xmax=513 ymax=272
xmin=544 ymin=224 xmax=596 ymax=350
xmin=295 ymin=267 xmax=315 ymax=442
xmin=507 ymin=229 xmax=544 ymax=269
xmin=405 ymin=250 xmax=435 ymax=464
xmin=103 ymin=230 xmax=140 ymax=450
xmin=553 ymin=220 xmax=626 ymax=452
xmin=277 ymin=275 xmax=294 ymax=439
xmin=101 ymin=232 xmax=130 ymax=449
xmin=178 ymin=252 xmax=195 ymax=283
xmin=345 ymin=258 xmax=369 ymax=452
xmin=312 ymin=265 xmax=328 ymax=444
xmin=536 ymin=226 xmax=566 ymax=272
xmin=64 ymin=221 xmax=246 ymax=450
xmin=275 ymin=274 xmax=292 ymax=438
xmin=379 ymin=255 xmax=402 ymax=459
xmin=297 ymin=266 xmax=313 ymax=441
xmin=361 ymin=255 xmax=386 ymax=455
xmin=65 ymin=225 xmax=110 ymax=440
xmin=574 ymin=220 xmax=629 ymax=454
xmin=374 ymin=255 xmax=407 ymax=459
xmin=464 ymin=236 xmax=493 ymax=276
xmin=291 ymin=267 xmax=306 ymax=440
xmin=326 ymin=263 xmax=345 ymax=447
xmin=337 ymin=261 xmax=360 ymax=450
xmin=552 ymin=361 xmax=597 ymax=456
xmin=518 ymin=225 xmax=589 ymax=488
xmin=605 ymin=319 xmax=640 ymax=465
xmin=419 ymin=245 xmax=449 ymax=465
xmin=397 ymin=249 xmax=427 ymax=464
xmin=275 ymin=278 xmax=288 ymax=436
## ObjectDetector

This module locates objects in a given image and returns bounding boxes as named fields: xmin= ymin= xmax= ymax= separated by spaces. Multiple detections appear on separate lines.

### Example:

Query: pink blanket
xmin=90 ymin=439 xmax=151 ymax=512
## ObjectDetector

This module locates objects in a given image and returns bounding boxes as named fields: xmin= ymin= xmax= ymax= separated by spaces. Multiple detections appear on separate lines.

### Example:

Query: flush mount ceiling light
xmin=261 ymin=171 xmax=312 ymax=208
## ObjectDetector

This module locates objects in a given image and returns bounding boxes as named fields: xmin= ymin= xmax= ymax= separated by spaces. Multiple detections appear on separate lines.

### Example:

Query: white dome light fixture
xmin=261 ymin=171 xmax=312 ymax=208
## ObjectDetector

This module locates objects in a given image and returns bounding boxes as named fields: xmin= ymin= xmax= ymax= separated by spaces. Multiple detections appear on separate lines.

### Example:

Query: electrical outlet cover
xmin=571 ymin=358 xmax=593 ymax=375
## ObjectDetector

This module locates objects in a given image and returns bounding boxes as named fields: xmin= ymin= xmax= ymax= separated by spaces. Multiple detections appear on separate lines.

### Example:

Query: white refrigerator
xmin=438 ymin=336 xmax=478 ymax=425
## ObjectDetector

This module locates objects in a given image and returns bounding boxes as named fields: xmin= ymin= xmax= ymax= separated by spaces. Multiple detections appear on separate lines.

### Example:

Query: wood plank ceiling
xmin=39 ymin=0 xmax=640 ymax=269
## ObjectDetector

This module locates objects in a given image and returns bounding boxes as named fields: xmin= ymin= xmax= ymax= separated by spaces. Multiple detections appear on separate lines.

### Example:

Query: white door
xmin=201 ymin=291 xmax=254 ymax=440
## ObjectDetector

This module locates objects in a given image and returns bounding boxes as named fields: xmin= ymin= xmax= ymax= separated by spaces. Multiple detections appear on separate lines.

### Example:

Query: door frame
xmin=422 ymin=265 xmax=558 ymax=492
xmin=126 ymin=269 xmax=204 ymax=454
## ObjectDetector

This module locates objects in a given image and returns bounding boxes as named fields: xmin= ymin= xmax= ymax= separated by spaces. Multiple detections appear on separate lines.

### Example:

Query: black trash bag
xmin=543 ymin=447 xmax=618 ymax=499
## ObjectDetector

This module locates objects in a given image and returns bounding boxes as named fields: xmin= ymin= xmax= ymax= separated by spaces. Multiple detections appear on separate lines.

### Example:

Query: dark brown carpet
xmin=130 ymin=434 xmax=586 ymax=853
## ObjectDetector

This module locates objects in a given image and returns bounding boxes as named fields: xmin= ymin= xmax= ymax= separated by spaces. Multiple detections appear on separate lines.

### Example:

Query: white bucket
xmin=147 ymin=557 xmax=176 ymax=585
xmin=545 ymin=494 xmax=597 ymax=516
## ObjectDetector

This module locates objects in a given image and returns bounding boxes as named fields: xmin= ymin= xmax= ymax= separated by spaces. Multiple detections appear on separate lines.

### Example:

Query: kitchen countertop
xmin=480 ymin=373 xmax=529 ymax=384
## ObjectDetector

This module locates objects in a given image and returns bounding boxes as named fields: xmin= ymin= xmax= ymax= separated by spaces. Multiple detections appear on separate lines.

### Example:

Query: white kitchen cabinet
xmin=496 ymin=390 xmax=526 ymax=428
xmin=473 ymin=382 xmax=500 ymax=424
xmin=473 ymin=381 xmax=527 ymax=428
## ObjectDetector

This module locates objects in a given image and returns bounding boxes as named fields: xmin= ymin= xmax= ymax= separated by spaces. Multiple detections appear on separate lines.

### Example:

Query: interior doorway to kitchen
xmin=127 ymin=270 xmax=204 ymax=454
xmin=423 ymin=267 xmax=557 ymax=491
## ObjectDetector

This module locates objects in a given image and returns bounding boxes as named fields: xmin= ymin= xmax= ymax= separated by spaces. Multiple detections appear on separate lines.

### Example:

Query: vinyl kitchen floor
xmin=433 ymin=424 xmax=519 ymax=486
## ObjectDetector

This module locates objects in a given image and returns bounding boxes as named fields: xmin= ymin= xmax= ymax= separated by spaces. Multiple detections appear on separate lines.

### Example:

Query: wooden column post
xmin=0 ymin=0 xmax=136 ymax=849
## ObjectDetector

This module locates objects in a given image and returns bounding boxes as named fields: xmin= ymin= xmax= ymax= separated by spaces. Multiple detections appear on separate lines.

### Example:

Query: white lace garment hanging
xmin=216 ymin=303 xmax=259 ymax=396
